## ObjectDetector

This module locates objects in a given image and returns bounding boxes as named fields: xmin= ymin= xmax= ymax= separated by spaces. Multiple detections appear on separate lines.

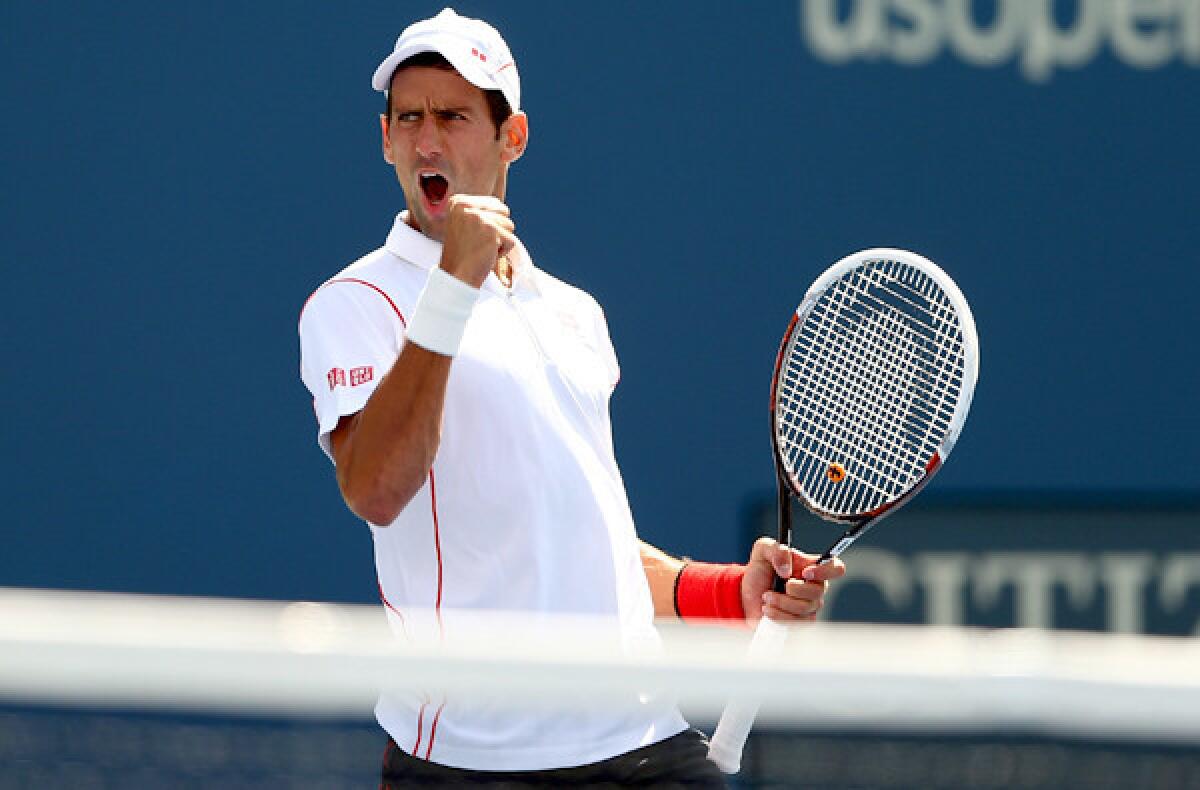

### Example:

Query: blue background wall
xmin=3 ymin=1 xmax=1197 ymax=604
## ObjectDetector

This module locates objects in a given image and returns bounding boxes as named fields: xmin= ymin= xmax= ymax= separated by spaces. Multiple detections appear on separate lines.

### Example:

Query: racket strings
xmin=838 ymin=293 xmax=958 ymax=436
xmin=846 ymin=267 xmax=963 ymax=397
xmin=775 ymin=260 xmax=966 ymax=516
xmin=889 ymin=262 xmax=967 ymax=421
xmin=809 ymin=263 xmax=964 ymax=505
xmin=782 ymin=303 xmax=927 ymax=512
xmin=827 ymin=312 xmax=924 ymax=514
xmin=782 ymin=329 xmax=946 ymax=515
xmin=780 ymin=312 xmax=921 ymax=503
xmin=786 ymin=277 xmax=941 ymax=486
xmin=825 ymin=266 xmax=964 ymax=464
xmin=884 ymin=263 xmax=969 ymax=472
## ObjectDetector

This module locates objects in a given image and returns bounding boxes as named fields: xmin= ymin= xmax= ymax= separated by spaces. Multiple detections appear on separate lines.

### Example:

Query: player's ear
xmin=380 ymin=113 xmax=395 ymax=165
xmin=500 ymin=112 xmax=528 ymax=164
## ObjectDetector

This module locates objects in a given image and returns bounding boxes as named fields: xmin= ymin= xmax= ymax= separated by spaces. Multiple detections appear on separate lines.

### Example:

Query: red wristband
xmin=674 ymin=562 xmax=746 ymax=623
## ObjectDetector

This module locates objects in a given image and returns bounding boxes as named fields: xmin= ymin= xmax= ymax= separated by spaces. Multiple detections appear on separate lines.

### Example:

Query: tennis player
xmin=298 ymin=8 xmax=845 ymax=786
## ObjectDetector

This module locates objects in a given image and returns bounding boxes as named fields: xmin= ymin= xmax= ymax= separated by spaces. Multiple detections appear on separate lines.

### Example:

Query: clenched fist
xmin=742 ymin=537 xmax=845 ymax=623
xmin=439 ymin=195 xmax=516 ymax=289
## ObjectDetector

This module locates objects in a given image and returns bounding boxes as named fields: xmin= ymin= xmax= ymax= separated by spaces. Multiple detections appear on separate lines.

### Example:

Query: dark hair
xmin=384 ymin=52 xmax=512 ymax=138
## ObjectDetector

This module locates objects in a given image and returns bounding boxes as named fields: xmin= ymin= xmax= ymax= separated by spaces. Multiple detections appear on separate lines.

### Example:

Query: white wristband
xmin=405 ymin=267 xmax=481 ymax=357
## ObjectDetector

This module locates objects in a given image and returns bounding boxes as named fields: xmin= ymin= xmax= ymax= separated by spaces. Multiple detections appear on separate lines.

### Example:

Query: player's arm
xmin=329 ymin=348 xmax=452 ymax=526
xmin=639 ymin=539 xmax=844 ymax=623
xmin=639 ymin=541 xmax=685 ymax=617
xmin=331 ymin=196 xmax=516 ymax=526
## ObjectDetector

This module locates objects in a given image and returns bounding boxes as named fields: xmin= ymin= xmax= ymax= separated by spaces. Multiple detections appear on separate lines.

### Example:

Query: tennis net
xmin=2 ymin=587 xmax=1198 ymax=788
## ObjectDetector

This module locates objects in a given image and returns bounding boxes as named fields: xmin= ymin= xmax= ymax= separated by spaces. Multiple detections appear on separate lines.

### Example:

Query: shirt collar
xmin=384 ymin=211 xmax=540 ymax=295
xmin=384 ymin=212 xmax=442 ymax=270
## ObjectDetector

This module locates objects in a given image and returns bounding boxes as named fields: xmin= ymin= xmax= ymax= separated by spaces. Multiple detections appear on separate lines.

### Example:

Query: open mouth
xmin=419 ymin=173 xmax=449 ymax=206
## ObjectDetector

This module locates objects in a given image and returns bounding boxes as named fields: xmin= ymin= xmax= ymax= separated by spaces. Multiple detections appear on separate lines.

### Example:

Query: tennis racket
xmin=707 ymin=248 xmax=979 ymax=774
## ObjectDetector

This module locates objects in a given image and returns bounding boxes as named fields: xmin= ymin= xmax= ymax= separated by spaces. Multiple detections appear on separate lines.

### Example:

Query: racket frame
xmin=768 ymin=248 xmax=979 ymax=562
xmin=711 ymin=248 xmax=978 ymax=774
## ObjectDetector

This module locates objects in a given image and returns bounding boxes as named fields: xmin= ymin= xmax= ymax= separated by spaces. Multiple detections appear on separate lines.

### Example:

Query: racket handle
xmin=707 ymin=616 xmax=790 ymax=774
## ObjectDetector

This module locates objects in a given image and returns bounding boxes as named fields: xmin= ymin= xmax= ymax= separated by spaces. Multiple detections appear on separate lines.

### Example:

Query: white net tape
xmin=3 ymin=587 xmax=1199 ymax=745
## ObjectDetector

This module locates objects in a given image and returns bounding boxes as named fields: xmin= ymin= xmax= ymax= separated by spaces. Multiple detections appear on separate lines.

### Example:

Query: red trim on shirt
xmin=330 ymin=277 xmax=409 ymax=327
xmin=429 ymin=470 xmax=445 ymax=634
xmin=377 ymin=581 xmax=408 ymax=634
xmin=425 ymin=700 xmax=447 ymax=760
xmin=299 ymin=277 xmax=409 ymax=327
xmin=405 ymin=472 xmax=446 ymax=760
xmin=412 ymin=697 xmax=429 ymax=755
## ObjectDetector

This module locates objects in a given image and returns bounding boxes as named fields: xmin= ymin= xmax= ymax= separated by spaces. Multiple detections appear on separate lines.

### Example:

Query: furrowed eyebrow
xmin=390 ymin=105 xmax=472 ymax=118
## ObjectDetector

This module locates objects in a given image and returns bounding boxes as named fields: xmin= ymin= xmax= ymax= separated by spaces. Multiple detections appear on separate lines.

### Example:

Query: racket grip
xmin=707 ymin=616 xmax=790 ymax=774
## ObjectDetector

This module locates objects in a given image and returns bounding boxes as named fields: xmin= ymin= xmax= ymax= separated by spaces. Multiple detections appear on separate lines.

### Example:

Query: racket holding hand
xmin=707 ymin=248 xmax=980 ymax=774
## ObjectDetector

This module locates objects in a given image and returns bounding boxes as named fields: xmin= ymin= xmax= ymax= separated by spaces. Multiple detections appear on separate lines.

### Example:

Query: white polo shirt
xmin=298 ymin=213 xmax=686 ymax=771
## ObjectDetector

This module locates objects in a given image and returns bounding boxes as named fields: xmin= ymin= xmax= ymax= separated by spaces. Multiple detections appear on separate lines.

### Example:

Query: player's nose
xmin=414 ymin=117 xmax=443 ymax=159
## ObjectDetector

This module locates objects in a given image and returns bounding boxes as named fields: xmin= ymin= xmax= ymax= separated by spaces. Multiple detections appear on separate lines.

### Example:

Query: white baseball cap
xmin=372 ymin=7 xmax=521 ymax=114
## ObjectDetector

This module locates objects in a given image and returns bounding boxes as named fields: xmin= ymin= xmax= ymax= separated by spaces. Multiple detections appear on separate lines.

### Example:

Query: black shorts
xmin=380 ymin=728 xmax=728 ymax=788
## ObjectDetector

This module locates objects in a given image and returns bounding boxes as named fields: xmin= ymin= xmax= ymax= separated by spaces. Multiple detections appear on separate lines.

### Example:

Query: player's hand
xmin=741 ymin=537 xmax=845 ymax=624
xmin=439 ymin=195 xmax=516 ymax=288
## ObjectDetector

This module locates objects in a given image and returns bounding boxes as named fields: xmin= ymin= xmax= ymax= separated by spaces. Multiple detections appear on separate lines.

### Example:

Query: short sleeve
xmin=591 ymin=301 xmax=621 ymax=392
xmin=298 ymin=281 xmax=406 ymax=461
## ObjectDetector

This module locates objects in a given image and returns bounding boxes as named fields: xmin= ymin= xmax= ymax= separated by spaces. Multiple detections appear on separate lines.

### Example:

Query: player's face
xmin=381 ymin=66 xmax=525 ymax=241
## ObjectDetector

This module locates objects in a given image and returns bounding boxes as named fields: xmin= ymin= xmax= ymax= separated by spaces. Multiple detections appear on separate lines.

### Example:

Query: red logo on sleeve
xmin=328 ymin=366 xmax=373 ymax=390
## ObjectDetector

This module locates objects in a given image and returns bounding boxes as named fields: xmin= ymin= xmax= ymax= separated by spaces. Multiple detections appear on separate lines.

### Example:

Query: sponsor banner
xmin=744 ymin=495 xmax=1200 ymax=634
xmin=800 ymin=0 xmax=1200 ymax=81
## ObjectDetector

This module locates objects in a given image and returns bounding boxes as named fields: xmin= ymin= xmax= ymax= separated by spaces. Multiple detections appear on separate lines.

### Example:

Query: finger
xmin=799 ymin=556 xmax=846 ymax=582
xmin=762 ymin=593 xmax=821 ymax=622
xmin=459 ymin=204 xmax=514 ymax=227
xmin=749 ymin=537 xmax=795 ymax=579
xmin=475 ymin=195 xmax=511 ymax=215
xmin=764 ymin=589 xmax=822 ymax=615
xmin=770 ymin=543 xmax=793 ymax=580
xmin=450 ymin=194 xmax=510 ymax=216
xmin=782 ymin=578 xmax=827 ymax=601
xmin=763 ymin=608 xmax=818 ymax=624
xmin=496 ymin=227 xmax=517 ymax=257
xmin=750 ymin=536 xmax=779 ymax=561
xmin=779 ymin=549 xmax=825 ymax=580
